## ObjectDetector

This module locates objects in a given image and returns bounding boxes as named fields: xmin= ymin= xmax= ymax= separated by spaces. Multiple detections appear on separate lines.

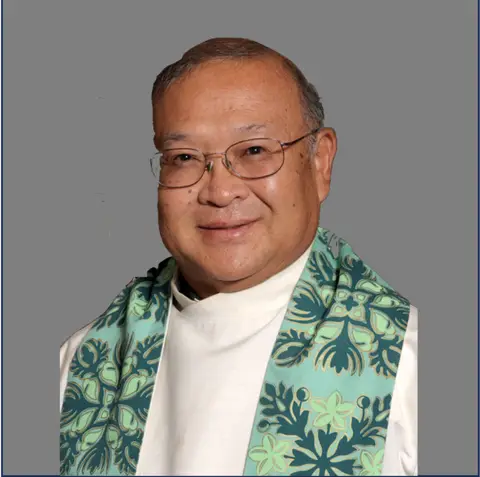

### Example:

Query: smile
xmin=197 ymin=220 xmax=258 ymax=241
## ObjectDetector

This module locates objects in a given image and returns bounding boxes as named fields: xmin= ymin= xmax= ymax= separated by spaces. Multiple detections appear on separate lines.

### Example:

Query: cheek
xmin=251 ymin=159 xmax=319 ymax=226
xmin=256 ymin=163 xmax=309 ymax=209
xmin=157 ymin=192 xmax=194 ymax=228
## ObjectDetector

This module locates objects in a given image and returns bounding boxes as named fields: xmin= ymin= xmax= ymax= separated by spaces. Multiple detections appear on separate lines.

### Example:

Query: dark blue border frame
xmin=2 ymin=0 xmax=4 ymax=474
xmin=474 ymin=3 xmax=480 ymax=477
xmin=477 ymin=1 xmax=480 ymax=476
xmin=0 ymin=0 xmax=480 ymax=476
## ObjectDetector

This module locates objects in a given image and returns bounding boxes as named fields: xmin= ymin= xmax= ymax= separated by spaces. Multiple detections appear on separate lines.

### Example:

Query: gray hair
xmin=151 ymin=37 xmax=325 ymax=142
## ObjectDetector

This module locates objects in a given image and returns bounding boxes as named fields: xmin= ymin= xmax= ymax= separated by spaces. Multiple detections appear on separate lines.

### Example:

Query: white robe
xmin=60 ymin=247 xmax=417 ymax=475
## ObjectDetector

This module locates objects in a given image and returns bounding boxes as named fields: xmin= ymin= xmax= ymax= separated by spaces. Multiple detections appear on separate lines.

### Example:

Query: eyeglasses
xmin=149 ymin=127 xmax=321 ymax=188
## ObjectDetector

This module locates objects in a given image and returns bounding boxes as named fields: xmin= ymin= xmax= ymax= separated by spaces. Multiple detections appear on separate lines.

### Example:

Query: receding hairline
xmin=152 ymin=49 xmax=293 ymax=104
xmin=155 ymin=56 xmax=300 ymax=108
xmin=151 ymin=37 xmax=325 ymax=133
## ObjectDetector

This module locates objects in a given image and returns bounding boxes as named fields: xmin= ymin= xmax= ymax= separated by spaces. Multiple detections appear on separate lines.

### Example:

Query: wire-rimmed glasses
xmin=150 ymin=127 xmax=321 ymax=188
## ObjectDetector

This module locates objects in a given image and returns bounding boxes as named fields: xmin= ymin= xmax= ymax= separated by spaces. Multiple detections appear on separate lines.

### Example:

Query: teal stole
xmin=60 ymin=227 xmax=411 ymax=476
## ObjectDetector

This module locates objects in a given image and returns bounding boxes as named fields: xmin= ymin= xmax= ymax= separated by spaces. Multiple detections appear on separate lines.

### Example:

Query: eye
xmin=161 ymin=151 xmax=201 ymax=166
xmin=174 ymin=154 xmax=193 ymax=162
xmin=245 ymin=145 xmax=265 ymax=155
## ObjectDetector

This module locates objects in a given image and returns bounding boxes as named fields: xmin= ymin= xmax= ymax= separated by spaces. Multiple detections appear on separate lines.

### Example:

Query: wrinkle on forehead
xmin=155 ymin=123 xmax=271 ymax=148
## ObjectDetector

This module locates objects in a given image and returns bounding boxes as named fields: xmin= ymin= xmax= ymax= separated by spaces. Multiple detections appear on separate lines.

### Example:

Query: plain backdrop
xmin=3 ymin=0 xmax=478 ymax=474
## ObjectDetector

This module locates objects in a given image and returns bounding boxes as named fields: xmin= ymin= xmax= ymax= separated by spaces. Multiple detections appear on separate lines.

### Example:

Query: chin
xmin=206 ymin=267 xmax=254 ymax=284
xmin=198 ymin=250 xmax=269 ymax=284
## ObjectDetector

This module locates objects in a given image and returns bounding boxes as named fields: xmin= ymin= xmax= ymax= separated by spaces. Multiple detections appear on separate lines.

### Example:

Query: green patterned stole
xmin=60 ymin=227 xmax=410 ymax=476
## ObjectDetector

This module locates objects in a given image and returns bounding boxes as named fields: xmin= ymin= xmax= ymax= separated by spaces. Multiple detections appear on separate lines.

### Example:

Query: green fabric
xmin=60 ymin=227 xmax=410 ymax=476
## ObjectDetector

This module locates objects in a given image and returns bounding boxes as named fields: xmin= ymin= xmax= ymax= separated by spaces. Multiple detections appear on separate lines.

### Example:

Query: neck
xmin=177 ymin=271 xmax=202 ymax=301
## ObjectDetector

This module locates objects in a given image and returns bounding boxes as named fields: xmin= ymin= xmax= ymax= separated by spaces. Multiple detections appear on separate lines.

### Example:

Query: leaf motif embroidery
xmin=249 ymin=383 xmax=391 ymax=476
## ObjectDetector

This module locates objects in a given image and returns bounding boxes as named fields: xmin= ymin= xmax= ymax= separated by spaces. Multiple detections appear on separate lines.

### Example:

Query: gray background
xmin=3 ymin=0 xmax=478 ymax=474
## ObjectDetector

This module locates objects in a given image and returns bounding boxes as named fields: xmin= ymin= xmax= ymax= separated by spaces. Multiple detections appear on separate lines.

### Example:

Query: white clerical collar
xmin=171 ymin=240 xmax=314 ymax=318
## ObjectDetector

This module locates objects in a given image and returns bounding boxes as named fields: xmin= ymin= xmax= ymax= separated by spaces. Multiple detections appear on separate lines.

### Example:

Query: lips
xmin=198 ymin=220 xmax=257 ymax=230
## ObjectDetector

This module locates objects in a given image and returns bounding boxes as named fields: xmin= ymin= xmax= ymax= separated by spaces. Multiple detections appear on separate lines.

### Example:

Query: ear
xmin=312 ymin=127 xmax=337 ymax=203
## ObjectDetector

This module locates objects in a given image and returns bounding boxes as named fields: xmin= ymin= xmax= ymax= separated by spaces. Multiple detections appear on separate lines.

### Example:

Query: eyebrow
xmin=155 ymin=123 xmax=269 ymax=147
xmin=236 ymin=123 xmax=268 ymax=133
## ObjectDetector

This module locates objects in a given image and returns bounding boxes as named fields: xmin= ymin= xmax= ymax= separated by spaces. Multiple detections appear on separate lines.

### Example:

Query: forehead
xmin=153 ymin=58 xmax=304 ymax=136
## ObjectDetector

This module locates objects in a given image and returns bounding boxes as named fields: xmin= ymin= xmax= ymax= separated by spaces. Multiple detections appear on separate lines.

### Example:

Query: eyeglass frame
xmin=150 ymin=126 xmax=322 ymax=189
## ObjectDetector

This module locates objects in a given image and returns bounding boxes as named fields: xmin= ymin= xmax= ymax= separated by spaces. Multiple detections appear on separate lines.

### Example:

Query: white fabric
xmin=383 ymin=304 xmax=418 ymax=476
xmin=60 ymin=253 xmax=418 ymax=476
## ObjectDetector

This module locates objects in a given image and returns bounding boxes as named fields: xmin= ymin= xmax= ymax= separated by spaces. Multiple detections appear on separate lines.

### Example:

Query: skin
xmin=153 ymin=56 xmax=337 ymax=298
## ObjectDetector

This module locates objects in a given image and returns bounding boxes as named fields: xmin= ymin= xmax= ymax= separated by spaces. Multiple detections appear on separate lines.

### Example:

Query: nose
xmin=197 ymin=153 xmax=248 ymax=207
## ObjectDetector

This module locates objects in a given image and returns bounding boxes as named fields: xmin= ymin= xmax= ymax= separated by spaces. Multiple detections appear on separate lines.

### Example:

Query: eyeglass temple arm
xmin=280 ymin=127 xmax=322 ymax=148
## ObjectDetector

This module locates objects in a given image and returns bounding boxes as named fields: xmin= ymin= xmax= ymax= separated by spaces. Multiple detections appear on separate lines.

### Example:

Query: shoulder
xmin=409 ymin=304 xmax=418 ymax=326
xmin=59 ymin=272 xmax=154 ymax=406
xmin=58 ymin=275 xmax=144 ymax=370
xmin=60 ymin=259 xmax=176 ymax=369
xmin=403 ymin=304 xmax=418 ymax=358
xmin=60 ymin=321 xmax=95 ymax=373
xmin=60 ymin=320 xmax=96 ymax=408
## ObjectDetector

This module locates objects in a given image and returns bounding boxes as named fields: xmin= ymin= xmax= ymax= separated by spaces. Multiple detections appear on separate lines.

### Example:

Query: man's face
xmin=153 ymin=57 xmax=336 ymax=296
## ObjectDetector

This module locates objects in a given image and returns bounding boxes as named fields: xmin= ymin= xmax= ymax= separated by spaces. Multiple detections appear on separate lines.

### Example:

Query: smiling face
xmin=153 ymin=56 xmax=336 ymax=297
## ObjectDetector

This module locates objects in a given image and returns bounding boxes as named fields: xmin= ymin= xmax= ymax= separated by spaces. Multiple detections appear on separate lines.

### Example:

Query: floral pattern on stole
xmin=244 ymin=229 xmax=410 ymax=476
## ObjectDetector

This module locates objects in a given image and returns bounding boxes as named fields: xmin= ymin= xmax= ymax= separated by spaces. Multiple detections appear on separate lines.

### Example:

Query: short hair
xmin=151 ymin=37 xmax=325 ymax=131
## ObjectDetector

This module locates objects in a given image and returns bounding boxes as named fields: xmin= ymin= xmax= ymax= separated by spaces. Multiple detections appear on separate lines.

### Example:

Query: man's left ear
xmin=313 ymin=127 xmax=337 ymax=202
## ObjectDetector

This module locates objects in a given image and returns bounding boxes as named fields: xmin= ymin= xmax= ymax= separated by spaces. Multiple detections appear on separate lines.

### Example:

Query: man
xmin=60 ymin=38 xmax=417 ymax=476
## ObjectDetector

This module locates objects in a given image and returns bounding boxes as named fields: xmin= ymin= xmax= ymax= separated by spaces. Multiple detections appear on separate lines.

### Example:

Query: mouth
xmin=197 ymin=219 xmax=259 ymax=242
xmin=198 ymin=220 xmax=258 ymax=230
